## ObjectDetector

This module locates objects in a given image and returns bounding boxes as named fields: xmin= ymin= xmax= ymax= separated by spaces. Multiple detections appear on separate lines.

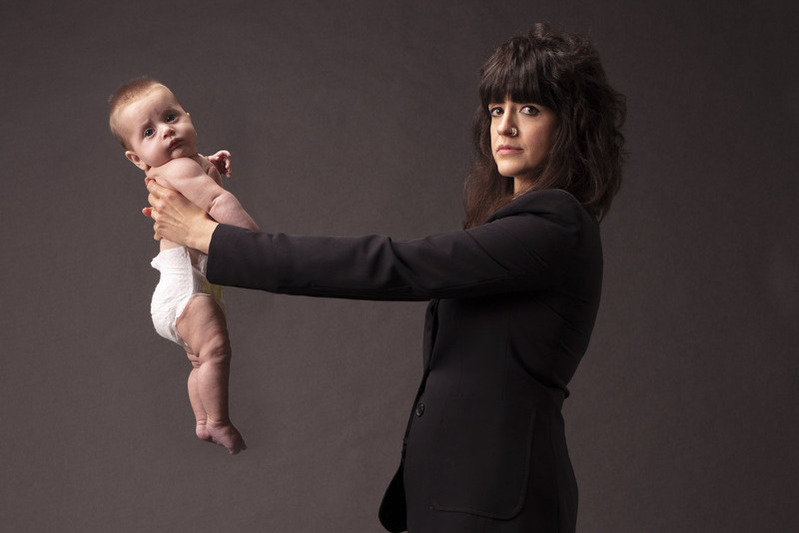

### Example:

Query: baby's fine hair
xmin=108 ymin=76 xmax=171 ymax=147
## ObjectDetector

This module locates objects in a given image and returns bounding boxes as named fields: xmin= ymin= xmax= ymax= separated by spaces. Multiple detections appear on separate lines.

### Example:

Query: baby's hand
xmin=207 ymin=150 xmax=232 ymax=178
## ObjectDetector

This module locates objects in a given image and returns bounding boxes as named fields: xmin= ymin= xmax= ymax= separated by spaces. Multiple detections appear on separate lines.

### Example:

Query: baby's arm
xmin=151 ymin=158 xmax=259 ymax=231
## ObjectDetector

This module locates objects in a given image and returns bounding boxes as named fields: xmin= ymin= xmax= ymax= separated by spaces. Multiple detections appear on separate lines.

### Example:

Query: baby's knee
xmin=200 ymin=329 xmax=232 ymax=363
xmin=177 ymin=296 xmax=231 ymax=361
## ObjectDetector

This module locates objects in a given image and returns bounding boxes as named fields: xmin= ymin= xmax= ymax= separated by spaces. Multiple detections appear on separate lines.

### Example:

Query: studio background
xmin=1 ymin=1 xmax=796 ymax=531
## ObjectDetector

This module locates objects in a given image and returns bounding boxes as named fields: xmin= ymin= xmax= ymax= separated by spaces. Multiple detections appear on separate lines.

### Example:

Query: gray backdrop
xmin=1 ymin=0 xmax=796 ymax=531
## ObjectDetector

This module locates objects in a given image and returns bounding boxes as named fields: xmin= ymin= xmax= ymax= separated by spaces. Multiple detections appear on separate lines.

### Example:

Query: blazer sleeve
xmin=205 ymin=189 xmax=594 ymax=301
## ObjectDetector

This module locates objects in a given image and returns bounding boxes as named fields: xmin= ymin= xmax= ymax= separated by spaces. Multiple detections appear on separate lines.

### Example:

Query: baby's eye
xmin=521 ymin=105 xmax=540 ymax=116
xmin=144 ymin=128 xmax=155 ymax=138
xmin=165 ymin=113 xmax=177 ymax=122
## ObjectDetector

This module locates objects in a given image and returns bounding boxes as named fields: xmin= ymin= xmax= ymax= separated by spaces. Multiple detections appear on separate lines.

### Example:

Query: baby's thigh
xmin=176 ymin=295 xmax=229 ymax=358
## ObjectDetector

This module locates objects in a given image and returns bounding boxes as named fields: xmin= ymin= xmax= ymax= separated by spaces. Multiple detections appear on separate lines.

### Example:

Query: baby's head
xmin=109 ymin=77 xmax=198 ymax=171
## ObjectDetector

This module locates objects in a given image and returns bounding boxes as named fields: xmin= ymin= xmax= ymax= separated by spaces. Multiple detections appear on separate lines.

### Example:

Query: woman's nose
xmin=497 ymin=115 xmax=517 ymax=137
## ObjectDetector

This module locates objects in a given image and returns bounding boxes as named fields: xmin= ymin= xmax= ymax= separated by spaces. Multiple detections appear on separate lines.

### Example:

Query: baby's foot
xmin=196 ymin=421 xmax=247 ymax=455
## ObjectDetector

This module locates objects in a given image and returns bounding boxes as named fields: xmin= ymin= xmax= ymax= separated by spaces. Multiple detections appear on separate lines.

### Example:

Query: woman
xmin=145 ymin=23 xmax=625 ymax=533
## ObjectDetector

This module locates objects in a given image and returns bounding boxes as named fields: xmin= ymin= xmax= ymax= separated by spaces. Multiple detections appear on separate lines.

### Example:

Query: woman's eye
xmin=144 ymin=128 xmax=155 ymax=138
xmin=489 ymin=106 xmax=503 ymax=117
xmin=521 ymin=105 xmax=540 ymax=116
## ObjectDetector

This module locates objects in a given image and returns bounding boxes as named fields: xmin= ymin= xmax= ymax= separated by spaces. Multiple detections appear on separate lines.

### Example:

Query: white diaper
xmin=150 ymin=246 xmax=224 ymax=347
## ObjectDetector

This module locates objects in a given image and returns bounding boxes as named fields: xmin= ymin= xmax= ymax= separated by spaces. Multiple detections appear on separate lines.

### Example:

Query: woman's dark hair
xmin=463 ymin=23 xmax=626 ymax=227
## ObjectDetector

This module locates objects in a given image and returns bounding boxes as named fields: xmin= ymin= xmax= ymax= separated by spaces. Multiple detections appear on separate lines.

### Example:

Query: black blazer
xmin=206 ymin=189 xmax=603 ymax=533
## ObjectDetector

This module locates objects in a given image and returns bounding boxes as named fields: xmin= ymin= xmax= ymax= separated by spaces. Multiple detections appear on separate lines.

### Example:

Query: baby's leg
xmin=184 ymin=355 xmax=208 ymax=439
xmin=177 ymin=295 xmax=246 ymax=454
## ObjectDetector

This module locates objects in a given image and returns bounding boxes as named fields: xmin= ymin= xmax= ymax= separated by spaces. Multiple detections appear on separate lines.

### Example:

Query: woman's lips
xmin=495 ymin=144 xmax=522 ymax=155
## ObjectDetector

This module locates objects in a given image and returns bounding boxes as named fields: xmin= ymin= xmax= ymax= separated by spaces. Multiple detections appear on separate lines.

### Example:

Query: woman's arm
xmin=144 ymin=179 xmax=219 ymax=254
xmin=145 ymin=183 xmax=598 ymax=301
xmin=205 ymin=190 xmax=598 ymax=301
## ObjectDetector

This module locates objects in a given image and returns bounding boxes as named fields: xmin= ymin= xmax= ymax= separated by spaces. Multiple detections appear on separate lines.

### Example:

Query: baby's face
xmin=119 ymin=85 xmax=198 ymax=169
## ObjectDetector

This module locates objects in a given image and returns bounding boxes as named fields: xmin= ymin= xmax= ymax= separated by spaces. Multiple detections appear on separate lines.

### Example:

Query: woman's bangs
xmin=480 ymin=53 xmax=547 ymax=107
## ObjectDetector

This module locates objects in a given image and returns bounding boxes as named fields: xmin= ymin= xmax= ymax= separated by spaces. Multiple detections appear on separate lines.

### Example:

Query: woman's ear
xmin=125 ymin=150 xmax=149 ymax=171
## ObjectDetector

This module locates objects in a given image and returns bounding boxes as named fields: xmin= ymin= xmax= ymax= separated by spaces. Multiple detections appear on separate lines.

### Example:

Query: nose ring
xmin=510 ymin=127 xmax=517 ymax=136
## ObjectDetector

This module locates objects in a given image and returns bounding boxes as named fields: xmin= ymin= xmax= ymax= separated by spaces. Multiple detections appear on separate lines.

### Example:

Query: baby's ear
xmin=125 ymin=150 xmax=148 ymax=172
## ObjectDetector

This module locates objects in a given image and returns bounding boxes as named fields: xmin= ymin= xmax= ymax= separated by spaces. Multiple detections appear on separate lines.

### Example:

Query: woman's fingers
xmin=146 ymin=179 xmax=160 ymax=198
xmin=142 ymin=178 xmax=214 ymax=249
xmin=141 ymin=206 xmax=162 ymax=240
xmin=146 ymin=181 xmax=179 ymax=216
xmin=146 ymin=178 xmax=172 ymax=204
xmin=143 ymin=180 xmax=165 ymax=240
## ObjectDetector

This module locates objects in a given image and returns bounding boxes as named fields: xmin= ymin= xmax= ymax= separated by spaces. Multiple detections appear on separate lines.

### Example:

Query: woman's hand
xmin=143 ymin=179 xmax=219 ymax=254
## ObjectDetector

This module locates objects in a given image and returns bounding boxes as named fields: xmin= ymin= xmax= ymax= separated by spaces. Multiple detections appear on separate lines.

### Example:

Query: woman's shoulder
xmin=487 ymin=188 xmax=596 ymax=226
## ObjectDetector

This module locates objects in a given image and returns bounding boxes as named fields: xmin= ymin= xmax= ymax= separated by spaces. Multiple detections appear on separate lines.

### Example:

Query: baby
xmin=109 ymin=78 xmax=258 ymax=454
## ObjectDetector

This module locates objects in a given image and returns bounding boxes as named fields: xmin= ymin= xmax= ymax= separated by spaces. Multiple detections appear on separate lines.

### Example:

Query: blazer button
xmin=415 ymin=402 xmax=425 ymax=417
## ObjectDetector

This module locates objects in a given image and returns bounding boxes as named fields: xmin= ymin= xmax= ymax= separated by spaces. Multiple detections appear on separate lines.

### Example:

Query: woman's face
xmin=489 ymin=98 xmax=557 ymax=193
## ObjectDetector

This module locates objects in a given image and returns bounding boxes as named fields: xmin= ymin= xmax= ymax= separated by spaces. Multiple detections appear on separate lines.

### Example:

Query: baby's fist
xmin=208 ymin=150 xmax=232 ymax=178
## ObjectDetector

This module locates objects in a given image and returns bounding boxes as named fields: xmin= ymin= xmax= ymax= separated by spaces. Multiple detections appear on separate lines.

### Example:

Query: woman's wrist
xmin=190 ymin=218 xmax=219 ymax=255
